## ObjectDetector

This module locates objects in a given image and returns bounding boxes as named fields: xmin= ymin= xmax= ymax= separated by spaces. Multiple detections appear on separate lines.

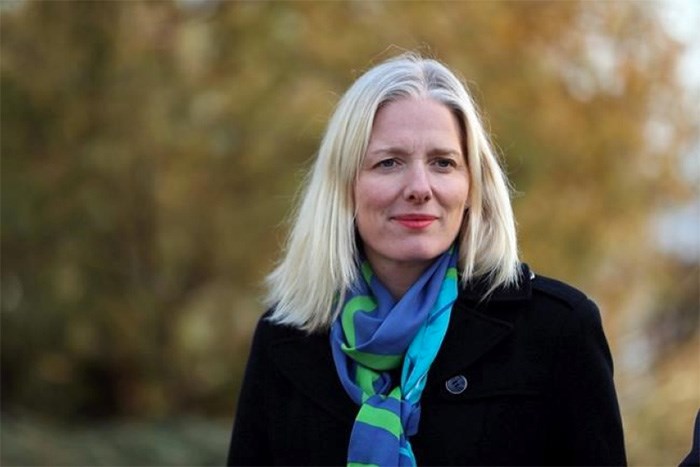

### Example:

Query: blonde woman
xmin=227 ymin=53 xmax=626 ymax=466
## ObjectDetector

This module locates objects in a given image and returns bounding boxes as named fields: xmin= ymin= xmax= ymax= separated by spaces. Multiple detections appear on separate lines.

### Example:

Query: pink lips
xmin=393 ymin=214 xmax=438 ymax=229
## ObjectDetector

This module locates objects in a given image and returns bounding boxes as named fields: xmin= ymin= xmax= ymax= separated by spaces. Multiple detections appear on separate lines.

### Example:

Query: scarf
xmin=330 ymin=247 xmax=459 ymax=467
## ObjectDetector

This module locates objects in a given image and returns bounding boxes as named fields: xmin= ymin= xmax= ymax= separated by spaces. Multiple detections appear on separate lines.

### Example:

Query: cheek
xmin=355 ymin=182 xmax=390 ymax=217
xmin=442 ymin=179 xmax=470 ymax=211
xmin=353 ymin=186 xmax=373 ymax=237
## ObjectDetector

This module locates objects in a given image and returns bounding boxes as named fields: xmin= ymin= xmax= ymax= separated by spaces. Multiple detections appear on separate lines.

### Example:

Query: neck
xmin=369 ymin=259 xmax=433 ymax=300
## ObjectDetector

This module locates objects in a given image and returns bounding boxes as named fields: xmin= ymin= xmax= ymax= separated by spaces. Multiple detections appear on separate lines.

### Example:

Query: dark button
xmin=445 ymin=375 xmax=468 ymax=394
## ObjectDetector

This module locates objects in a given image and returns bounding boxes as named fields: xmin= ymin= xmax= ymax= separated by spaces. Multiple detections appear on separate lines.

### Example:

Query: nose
xmin=403 ymin=163 xmax=432 ymax=203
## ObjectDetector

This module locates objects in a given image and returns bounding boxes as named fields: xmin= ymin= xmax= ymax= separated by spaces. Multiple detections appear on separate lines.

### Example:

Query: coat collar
xmin=459 ymin=263 xmax=533 ymax=302
xmin=269 ymin=263 xmax=534 ymax=423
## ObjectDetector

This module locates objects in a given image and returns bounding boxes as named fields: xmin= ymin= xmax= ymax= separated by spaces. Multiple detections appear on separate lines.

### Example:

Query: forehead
xmin=367 ymin=97 xmax=463 ymax=149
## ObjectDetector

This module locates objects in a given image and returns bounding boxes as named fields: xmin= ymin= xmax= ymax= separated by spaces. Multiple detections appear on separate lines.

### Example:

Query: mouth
xmin=392 ymin=214 xmax=438 ymax=229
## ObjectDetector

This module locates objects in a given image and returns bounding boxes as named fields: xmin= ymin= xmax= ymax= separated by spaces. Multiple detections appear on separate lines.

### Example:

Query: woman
xmin=227 ymin=53 xmax=626 ymax=466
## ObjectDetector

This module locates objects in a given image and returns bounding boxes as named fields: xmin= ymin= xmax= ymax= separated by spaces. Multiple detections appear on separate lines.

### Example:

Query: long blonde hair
xmin=265 ymin=53 xmax=519 ymax=332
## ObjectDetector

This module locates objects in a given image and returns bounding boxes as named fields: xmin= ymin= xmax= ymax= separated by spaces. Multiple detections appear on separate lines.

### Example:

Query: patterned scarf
xmin=330 ymin=247 xmax=459 ymax=467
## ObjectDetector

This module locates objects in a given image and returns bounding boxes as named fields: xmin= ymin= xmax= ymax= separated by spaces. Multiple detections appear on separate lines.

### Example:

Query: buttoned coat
xmin=227 ymin=266 xmax=627 ymax=466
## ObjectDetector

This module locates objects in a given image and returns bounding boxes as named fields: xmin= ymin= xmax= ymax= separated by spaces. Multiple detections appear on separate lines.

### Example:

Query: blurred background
xmin=1 ymin=0 xmax=698 ymax=465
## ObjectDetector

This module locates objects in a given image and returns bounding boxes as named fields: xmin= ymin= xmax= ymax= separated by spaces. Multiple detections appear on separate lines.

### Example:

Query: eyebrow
xmin=368 ymin=146 xmax=462 ymax=157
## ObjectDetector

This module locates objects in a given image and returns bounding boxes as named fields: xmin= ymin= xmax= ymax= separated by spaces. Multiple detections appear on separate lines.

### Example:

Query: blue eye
xmin=435 ymin=158 xmax=456 ymax=168
xmin=377 ymin=159 xmax=397 ymax=168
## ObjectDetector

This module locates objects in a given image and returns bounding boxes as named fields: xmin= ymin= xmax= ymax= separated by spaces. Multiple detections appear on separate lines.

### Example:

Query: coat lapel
xmin=429 ymin=300 xmax=514 ymax=383
xmin=431 ymin=265 xmax=533 ymax=382
xmin=270 ymin=330 xmax=357 ymax=423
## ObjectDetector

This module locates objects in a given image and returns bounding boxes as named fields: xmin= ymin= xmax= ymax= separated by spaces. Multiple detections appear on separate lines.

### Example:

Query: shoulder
xmin=252 ymin=309 xmax=309 ymax=342
xmin=527 ymin=269 xmax=604 ymax=335
xmin=248 ymin=308 xmax=326 ymax=354
xmin=530 ymin=272 xmax=590 ymax=310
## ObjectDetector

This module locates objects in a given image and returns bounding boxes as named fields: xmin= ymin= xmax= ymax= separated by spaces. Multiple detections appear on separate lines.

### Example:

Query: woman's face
xmin=354 ymin=97 xmax=470 ymax=278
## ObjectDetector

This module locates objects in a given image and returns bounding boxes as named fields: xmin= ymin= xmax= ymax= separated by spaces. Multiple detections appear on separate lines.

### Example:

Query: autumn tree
xmin=2 ymin=1 xmax=696 ymax=463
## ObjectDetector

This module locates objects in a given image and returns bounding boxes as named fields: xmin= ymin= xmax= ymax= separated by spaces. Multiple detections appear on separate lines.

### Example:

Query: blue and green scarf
xmin=330 ymin=247 xmax=459 ymax=467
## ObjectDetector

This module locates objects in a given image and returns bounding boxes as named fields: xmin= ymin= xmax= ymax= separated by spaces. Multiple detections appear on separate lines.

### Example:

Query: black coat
xmin=227 ymin=266 xmax=627 ymax=466
xmin=680 ymin=410 xmax=700 ymax=466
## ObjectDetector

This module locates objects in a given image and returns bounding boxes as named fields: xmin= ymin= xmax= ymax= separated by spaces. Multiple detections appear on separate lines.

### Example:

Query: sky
xmin=658 ymin=0 xmax=700 ymax=89
xmin=654 ymin=1 xmax=700 ymax=261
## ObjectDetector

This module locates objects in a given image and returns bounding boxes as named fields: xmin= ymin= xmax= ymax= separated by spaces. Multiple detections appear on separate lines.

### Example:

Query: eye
xmin=376 ymin=158 xmax=398 ymax=169
xmin=433 ymin=157 xmax=457 ymax=169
